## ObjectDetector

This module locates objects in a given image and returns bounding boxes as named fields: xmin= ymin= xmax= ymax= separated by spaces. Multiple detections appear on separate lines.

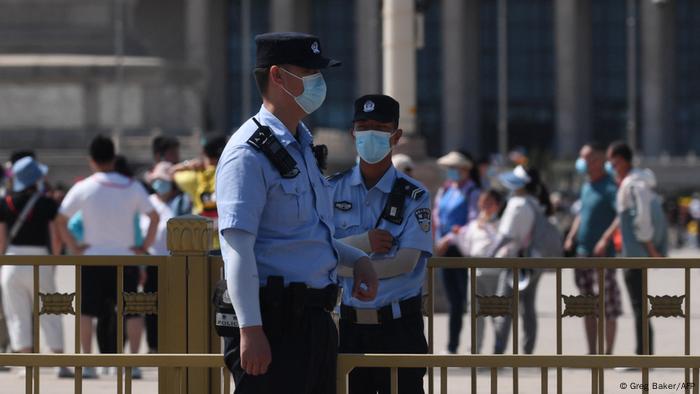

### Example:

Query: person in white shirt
xmin=493 ymin=165 xmax=553 ymax=354
xmin=55 ymin=135 xmax=159 ymax=379
xmin=455 ymin=189 xmax=503 ymax=354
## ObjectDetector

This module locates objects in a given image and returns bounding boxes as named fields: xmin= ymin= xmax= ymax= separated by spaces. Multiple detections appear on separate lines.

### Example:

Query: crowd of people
xmin=0 ymin=133 xmax=228 ymax=379
xmin=0 ymin=30 xmax=672 ymax=394
xmin=433 ymin=141 xmax=668 ymax=357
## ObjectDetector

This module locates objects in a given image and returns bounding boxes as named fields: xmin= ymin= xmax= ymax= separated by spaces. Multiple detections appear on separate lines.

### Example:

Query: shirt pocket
xmin=266 ymin=178 xmax=311 ymax=227
xmin=334 ymin=209 xmax=362 ymax=235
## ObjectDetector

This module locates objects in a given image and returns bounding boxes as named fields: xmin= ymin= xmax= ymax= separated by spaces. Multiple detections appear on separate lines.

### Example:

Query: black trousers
xmin=441 ymin=246 xmax=467 ymax=353
xmin=144 ymin=265 xmax=158 ymax=351
xmin=624 ymin=269 xmax=654 ymax=354
xmin=224 ymin=308 xmax=337 ymax=394
xmin=339 ymin=314 xmax=428 ymax=394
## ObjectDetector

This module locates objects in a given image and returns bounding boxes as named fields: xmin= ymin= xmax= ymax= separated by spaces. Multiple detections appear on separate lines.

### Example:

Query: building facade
xmin=226 ymin=0 xmax=700 ymax=159
xmin=1 ymin=0 xmax=699 ymax=185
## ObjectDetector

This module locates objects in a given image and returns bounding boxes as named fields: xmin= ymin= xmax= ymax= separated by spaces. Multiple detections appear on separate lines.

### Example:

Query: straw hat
xmin=436 ymin=151 xmax=473 ymax=169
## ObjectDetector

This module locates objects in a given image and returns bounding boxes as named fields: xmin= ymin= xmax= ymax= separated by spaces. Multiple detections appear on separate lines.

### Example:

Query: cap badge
xmin=363 ymin=100 xmax=375 ymax=113
xmin=311 ymin=41 xmax=320 ymax=54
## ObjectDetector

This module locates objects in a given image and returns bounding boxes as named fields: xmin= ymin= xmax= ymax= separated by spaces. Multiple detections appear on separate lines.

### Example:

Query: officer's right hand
xmin=239 ymin=326 xmax=272 ymax=376
xmin=368 ymin=229 xmax=394 ymax=254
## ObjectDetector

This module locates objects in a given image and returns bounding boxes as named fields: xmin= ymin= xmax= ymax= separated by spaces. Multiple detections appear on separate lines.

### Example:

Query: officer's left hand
xmin=352 ymin=257 xmax=379 ymax=301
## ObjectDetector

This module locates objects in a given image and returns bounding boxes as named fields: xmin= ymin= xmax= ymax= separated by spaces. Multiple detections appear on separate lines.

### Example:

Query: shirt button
xmin=365 ymin=201 xmax=370 ymax=206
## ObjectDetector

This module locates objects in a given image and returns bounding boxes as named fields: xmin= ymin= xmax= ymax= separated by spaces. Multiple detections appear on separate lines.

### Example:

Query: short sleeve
xmin=133 ymin=182 xmax=155 ymax=214
xmin=215 ymin=146 xmax=268 ymax=237
xmin=399 ymin=193 xmax=434 ymax=255
xmin=59 ymin=183 xmax=83 ymax=218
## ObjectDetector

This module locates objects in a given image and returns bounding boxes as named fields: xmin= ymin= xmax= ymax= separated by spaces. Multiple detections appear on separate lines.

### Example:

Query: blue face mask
xmin=279 ymin=68 xmax=327 ymax=114
xmin=446 ymin=168 xmax=461 ymax=181
xmin=575 ymin=157 xmax=588 ymax=175
xmin=604 ymin=161 xmax=616 ymax=178
xmin=355 ymin=130 xmax=393 ymax=164
xmin=152 ymin=179 xmax=172 ymax=196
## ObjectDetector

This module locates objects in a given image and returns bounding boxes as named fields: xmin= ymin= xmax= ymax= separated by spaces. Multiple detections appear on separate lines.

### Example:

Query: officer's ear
xmin=269 ymin=65 xmax=285 ymax=87
xmin=391 ymin=129 xmax=403 ymax=145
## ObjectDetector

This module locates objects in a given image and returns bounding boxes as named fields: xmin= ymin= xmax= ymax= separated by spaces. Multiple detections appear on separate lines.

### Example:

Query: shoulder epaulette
xmin=246 ymin=118 xmax=299 ymax=179
xmin=395 ymin=177 xmax=425 ymax=200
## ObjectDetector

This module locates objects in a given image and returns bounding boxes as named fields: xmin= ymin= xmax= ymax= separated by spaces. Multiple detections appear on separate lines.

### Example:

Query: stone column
xmin=270 ymin=0 xmax=312 ymax=33
xmin=441 ymin=0 xmax=480 ymax=154
xmin=554 ymin=0 xmax=592 ymax=158
xmin=354 ymin=0 xmax=382 ymax=96
xmin=383 ymin=0 xmax=417 ymax=135
xmin=640 ymin=0 xmax=675 ymax=156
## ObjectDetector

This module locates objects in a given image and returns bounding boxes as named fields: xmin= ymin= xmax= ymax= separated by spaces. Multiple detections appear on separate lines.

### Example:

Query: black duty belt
xmin=260 ymin=279 xmax=339 ymax=313
xmin=340 ymin=295 xmax=422 ymax=325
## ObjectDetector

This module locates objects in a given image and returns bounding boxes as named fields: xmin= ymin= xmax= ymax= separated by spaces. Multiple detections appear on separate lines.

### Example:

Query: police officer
xmin=330 ymin=94 xmax=433 ymax=394
xmin=216 ymin=33 xmax=379 ymax=394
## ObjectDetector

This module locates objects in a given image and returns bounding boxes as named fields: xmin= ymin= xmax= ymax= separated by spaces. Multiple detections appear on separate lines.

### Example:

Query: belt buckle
xmin=355 ymin=308 xmax=379 ymax=325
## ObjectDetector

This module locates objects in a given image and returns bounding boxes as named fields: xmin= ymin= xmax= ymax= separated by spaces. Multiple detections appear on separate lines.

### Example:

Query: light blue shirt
xmin=330 ymin=165 xmax=433 ymax=309
xmin=216 ymin=105 xmax=339 ymax=288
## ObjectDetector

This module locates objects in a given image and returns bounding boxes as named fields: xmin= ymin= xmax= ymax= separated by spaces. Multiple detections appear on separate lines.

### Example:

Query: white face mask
xmin=278 ymin=67 xmax=327 ymax=114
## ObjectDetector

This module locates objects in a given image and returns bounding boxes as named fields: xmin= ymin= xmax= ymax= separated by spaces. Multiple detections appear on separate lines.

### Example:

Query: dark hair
xmin=89 ymin=135 xmax=116 ymax=164
xmin=524 ymin=168 xmax=554 ymax=216
xmin=484 ymin=189 xmax=503 ymax=206
xmin=458 ymin=150 xmax=482 ymax=188
xmin=9 ymin=150 xmax=35 ymax=164
xmin=152 ymin=136 xmax=180 ymax=157
xmin=254 ymin=67 xmax=270 ymax=96
xmin=203 ymin=135 xmax=228 ymax=160
xmin=114 ymin=155 xmax=133 ymax=178
xmin=608 ymin=141 xmax=633 ymax=163
xmin=584 ymin=141 xmax=607 ymax=154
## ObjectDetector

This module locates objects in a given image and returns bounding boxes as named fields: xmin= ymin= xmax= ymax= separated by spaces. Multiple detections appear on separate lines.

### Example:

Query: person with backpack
xmin=595 ymin=141 xmax=668 ymax=355
xmin=0 ymin=157 xmax=73 ymax=377
xmin=493 ymin=165 xmax=560 ymax=354
xmin=433 ymin=150 xmax=481 ymax=354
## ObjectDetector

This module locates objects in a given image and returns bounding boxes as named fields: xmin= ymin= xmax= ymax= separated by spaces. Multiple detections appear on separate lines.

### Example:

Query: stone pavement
xmin=1 ymin=248 xmax=700 ymax=393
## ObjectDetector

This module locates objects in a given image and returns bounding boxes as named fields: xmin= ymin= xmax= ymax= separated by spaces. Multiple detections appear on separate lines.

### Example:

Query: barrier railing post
xmin=163 ymin=215 xmax=214 ymax=394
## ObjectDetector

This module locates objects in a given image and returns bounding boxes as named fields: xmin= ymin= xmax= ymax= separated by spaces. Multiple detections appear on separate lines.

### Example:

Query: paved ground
xmin=1 ymin=248 xmax=700 ymax=393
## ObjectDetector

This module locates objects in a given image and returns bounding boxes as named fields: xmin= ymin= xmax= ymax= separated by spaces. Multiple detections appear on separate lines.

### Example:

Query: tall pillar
xmin=554 ymin=0 xmax=592 ymax=158
xmin=441 ymin=0 xmax=480 ymax=154
xmin=640 ymin=0 xmax=675 ymax=156
xmin=270 ymin=0 xmax=312 ymax=33
xmin=185 ymin=0 xmax=208 ymax=68
xmin=383 ymin=0 xmax=417 ymax=135
xmin=354 ymin=0 xmax=382 ymax=96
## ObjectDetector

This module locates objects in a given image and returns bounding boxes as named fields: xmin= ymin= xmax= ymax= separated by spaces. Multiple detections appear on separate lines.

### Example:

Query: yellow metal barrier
xmin=337 ymin=354 xmax=700 ymax=394
xmin=422 ymin=257 xmax=697 ymax=394
xmin=0 ymin=354 xmax=227 ymax=394
xmin=0 ymin=215 xmax=227 ymax=394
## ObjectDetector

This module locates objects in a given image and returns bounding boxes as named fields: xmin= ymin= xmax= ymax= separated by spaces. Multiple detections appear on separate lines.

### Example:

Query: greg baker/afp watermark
xmin=619 ymin=381 xmax=695 ymax=391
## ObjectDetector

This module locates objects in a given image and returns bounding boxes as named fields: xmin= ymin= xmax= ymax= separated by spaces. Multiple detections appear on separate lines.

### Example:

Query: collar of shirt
xmin=256 ymin=104 xmax=313 ymax=148
xmin=349 ymin=164 xmax=397 ymax=194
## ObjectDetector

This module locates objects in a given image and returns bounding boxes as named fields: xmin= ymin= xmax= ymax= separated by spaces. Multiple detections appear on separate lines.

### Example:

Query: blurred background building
xmin=1 ymin=0 xmax=699 ymax=190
